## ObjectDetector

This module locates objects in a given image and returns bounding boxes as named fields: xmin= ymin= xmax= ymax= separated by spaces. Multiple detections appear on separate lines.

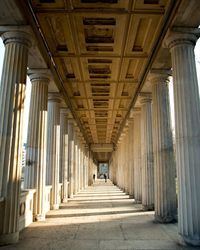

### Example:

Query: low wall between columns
xmin=17 ymin=184 xmax=63 ymax=232
xmin=19 ymin=189 xmax=36 ymax=231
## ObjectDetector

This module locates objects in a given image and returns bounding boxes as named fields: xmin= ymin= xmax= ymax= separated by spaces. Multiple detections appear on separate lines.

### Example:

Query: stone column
xmin=80 ymin=145 xmax=84 ymax=190
xmin=68 ymin=119 xmax=74 ymax=198
xmin=25 ymin=71 xmax=49 ymax=221
xmin=0 ymin=30 xmax=31 ymax=244
xmin=46 ymin=93 xmax=61 ymax=210
xmin=140 ymin=94 xmax=154 ymax=210
xmin=84 ymin=146 xmax=89 ymax=188
xmin=88 ymin=150 xmax=93 ymax=186
xmin=77 ymin=143 xmax=81 ymax=192
xmin=73 ymin=132 xmax=78 ymax=195
xmin=150 ymin=72 xmax=177 ymax=223
xmin=165 ymin=29 xmax=200 ymax=246
xmin=60 ymin=108 xmax=69 ymax=202
xmin=124 ymin=132 xmax=129 ymax=194
xmin=133 ymin=109 xmax=142 ymax=203
xmin=128 ymin=119 xmax=134 ymax=197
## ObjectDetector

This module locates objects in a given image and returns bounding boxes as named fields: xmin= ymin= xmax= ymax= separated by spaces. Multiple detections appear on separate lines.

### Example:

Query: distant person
xmin=104 ymin=173 xmax=107 ymax=183
xmin=93 ymin=174 xmax=95 ymax=183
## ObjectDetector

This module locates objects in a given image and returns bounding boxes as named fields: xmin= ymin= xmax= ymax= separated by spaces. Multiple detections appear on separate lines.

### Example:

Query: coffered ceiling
xmin=28 ymin=0 xmax=173 ymax=151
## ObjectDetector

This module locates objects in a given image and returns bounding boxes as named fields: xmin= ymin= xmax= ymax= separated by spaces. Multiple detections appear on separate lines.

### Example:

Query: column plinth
xmin=150 ymin=72 xmax=177 ymax=223
xmin=165 ymin=29 xmax=200 ymax=245
xmin=0 ymin=30 xmax=31 ymax=244
xmin=46 ymin=93 xmax=61 ymax=210
xmin=140 ymin=94 xmax=154 ymax=211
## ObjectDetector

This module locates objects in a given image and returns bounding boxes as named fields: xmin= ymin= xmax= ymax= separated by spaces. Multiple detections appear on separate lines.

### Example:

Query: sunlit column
xmin=68 ymin=119 xmax=75 ymax=198
xmin=165 ymin=29 xmax=200 ymax=245
xmin=25 ymin=70 xmax=49 ymax=221
xmin=88 ymin=150 xmax=93 ymax=186
xmin=140 ymin=94 xmax=154 ymax=210
xmin=0 ymin=29 xmax=31 ymax=244
xmin=46 ymin=93 xmax=61 ymax=210
xmin=82 ymin=146 xmax=87 ymax=189
xmin=128 ymin=119 xmax=134 ymax=198
xmin=73 ymin=131 xmax=78 ymax=195
xmin=60 ymin=108 xmax=69 ymax=202
xmin=84 ymin=146 xmax=89 ymax=188
xmin=124 ymin=130 xmax=129 ymax=193
xmin=77 ymin=142 xmax=81 ymax=192
xmin=150 ymin=71 xmax=177 ymax=223
xmin=80 ymin=144 xmax=84 ymax=190
xmin=133 ymin=109 xmax=142 ymax=203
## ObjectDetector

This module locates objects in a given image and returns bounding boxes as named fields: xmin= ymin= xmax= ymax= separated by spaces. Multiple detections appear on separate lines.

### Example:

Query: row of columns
xmin=0 ymin=29 xmax=91 ymax=245
xmin=110 ymin=29 xmax=200 ymax=246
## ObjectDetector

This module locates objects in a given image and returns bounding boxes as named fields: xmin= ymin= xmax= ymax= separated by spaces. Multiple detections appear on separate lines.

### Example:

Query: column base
xmin=69 ymin=194 xmax=74 ymax=199
xmin=154 ymin=214 xmax=177 ymax=224
xmin=34 ymin=213 xmax=46 ymax=221
xmin=0 ymin=231 xmax=19 ymax=246
xmin=142 ymin=204 xmax=154 ymax=211
xmin=62 ymin=198 xmax=68 ymax=203
xmin=134 ymin=199 xmax=142 ymax=204
xmin=182 ymin=235 xmax=200 ymax=247
xmin=51 ymin=204 xmax=59 ymax=210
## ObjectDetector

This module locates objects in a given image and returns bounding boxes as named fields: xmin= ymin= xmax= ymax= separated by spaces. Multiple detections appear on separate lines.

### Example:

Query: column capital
xmin=130 ymin=107 xmax=141 ymax=116
xmin=139 ymin=93 xmax=152 ymax=104
xmin=0 ymin=26 xmax=33 ymax=47
xmin=48 ymin=92 xmax=62 ymax=103
xmin=68 ymin=118 xmax=76 ymax=129
xmin=60 ymin=108 xmax=71 ymax=117
xmin=148 ymin=69 xmax=171 ymax=84
xmin=164 ymin=27 xmax=200 ymax=50
xmin=28 ymin=69 xmax=51 ymax=83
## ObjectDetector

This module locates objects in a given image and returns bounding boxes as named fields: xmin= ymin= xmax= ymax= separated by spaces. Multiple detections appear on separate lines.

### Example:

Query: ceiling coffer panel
xmin=74 ymin=13 xmax=127 ymax=56
xmin=125 ymin=14 xmax=163 ymax=56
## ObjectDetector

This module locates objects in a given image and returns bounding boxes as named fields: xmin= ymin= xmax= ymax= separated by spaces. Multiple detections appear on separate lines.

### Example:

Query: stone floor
xmin=1 ymin=180 xmax=199 ymax=250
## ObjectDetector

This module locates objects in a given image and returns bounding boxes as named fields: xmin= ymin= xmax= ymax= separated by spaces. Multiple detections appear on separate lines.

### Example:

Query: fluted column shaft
xmin=84 ymin=148 xmax=89 ymax=188
xmin=73 ymin=133 xmax=78 ymax=194
xmin=25 ymin=72 xmax=49 ymax=221
xmin=60 ymin=109 xmax=69 ymax=202
xmin=88 ymin=151 xmax=93 ymax=186
xmin=80 ymin=146 xmax=84 ymax=190
xmin=68 ymin=119 xmax=74 ymax=198
xmin=125 ymin=134 xmax=129 ymax=193
xmin=141 ymin=96 xmax=154 ymax=210
xmin=128 ymin=120 xmax=134 ymax=197
xmin=151 ymin=73 xmax=177 ymax=223
xmin=165 ymin=30 xmax=200 ymax=246
xmin=82 ymin=147 xmax=86 ymax=189
xmin=46 ymin=94 xmax=61 ymax=210
xmin=0 ymin=30 xmax=31 ymax=244
xmin=78 ymin=144 xmax=81 ymax=191
xmin=133 ymin=112 xmax=142 ymax=202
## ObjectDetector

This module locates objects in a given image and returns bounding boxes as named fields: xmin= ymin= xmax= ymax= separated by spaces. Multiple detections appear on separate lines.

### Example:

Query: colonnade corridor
xmin=0 ymin=180 xmax=198 ymax=250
